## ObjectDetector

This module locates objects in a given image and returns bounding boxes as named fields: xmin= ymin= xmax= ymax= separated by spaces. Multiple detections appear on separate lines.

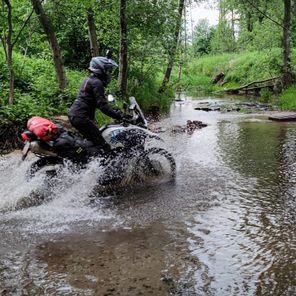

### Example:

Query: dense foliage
xmin=0 ymin=0 xmax=181 ymax=125
xmin=0 ymin=48 xmax=85 ymax=123
xmin=187 ymin=0 xmax=296 ymax=109
xmin=1 ymin=0 xmax=296 ymax=130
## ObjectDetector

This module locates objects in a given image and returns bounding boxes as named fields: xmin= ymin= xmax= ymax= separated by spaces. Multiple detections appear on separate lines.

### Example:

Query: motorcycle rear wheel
xmin=27 ymin=156 xmax=64 ymax=179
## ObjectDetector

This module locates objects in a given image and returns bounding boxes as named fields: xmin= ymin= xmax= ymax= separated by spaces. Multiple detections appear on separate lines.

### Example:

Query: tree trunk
xmin=292 ymin=0 xmax=296 ymax=46
xmin=218 ymin=0 xmax=226 ymax=23
xmin=7 ymin=46 xmax=14 ymax=106
xmin=282 ymin=0 xmax=294 ymax=88
xmin=176 ymin=62 xmax=183 ymax=93
xmin=159 ymin=0 xmax=185 ymax=93
xmin=118 ymin=0 xmax=128 ymax=99
xmin=246 ymin=11 xmax=253 ymax=32
xmin=3 ymin=0 xmax=14 ymax=105
xmin=231 ymin=9 xmax=235 ymax=41
xmin=31 ymin=0 xmax=67 ymax=91
xmin=2 ymin=1 xmax=34 ymax=105
xmin=86 ymin=7 xmax=99 ymax=57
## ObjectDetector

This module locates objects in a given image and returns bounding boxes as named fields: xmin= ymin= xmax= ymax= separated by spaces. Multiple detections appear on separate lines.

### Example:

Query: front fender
xmin=146 ymin=130 xmax=164 ymax=142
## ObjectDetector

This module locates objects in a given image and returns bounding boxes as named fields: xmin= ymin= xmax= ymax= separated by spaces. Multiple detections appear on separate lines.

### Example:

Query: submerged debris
xmin=145 ymin=106 xmax=161 ymax=122
xmin=195 ymin=107 xmax=221 ymax=112
xmin=186 ymin=120 xmax=207 ymax=134
xmin=194 ymin=101 xmax=270 ymax=113
xmin=150 ymin=120 xmax=207 ymax=135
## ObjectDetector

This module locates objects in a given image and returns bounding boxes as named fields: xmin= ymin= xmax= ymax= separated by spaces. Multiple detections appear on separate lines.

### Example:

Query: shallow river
xmin=0 ymin=96 xmax=295 ymax=296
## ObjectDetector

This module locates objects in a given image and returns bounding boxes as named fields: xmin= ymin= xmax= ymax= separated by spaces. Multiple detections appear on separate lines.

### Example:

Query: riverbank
xmin=180 ymin=49 xmax=296 ymax=110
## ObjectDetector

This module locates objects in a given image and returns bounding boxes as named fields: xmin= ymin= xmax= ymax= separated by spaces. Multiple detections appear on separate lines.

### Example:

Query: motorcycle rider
xmin=68 ymin=56 xmax=131 ymax=152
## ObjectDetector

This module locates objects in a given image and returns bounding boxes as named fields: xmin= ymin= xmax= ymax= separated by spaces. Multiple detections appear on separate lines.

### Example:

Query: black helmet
xmin=88 ymin=56 xmax=118 ymax=84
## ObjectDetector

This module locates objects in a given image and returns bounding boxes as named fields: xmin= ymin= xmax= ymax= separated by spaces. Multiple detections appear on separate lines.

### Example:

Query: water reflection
xmin=186 ymin=116 xmax=296 ymax=295
xmin=163 ymin=99 xmax=296 ymax=295
xmin=0 ymin=97 xmax=295 ymax=295
xmin=219 ymin=121 xmax=284 ymax=177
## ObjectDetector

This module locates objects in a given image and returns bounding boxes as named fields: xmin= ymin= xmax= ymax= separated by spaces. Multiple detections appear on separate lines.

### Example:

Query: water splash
xmin=0 ymin=154 xmax=118 ymax=234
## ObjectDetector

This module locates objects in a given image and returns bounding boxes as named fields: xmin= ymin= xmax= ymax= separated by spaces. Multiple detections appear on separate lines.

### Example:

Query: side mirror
xmin=107 ymin=94 xmax=115 ymax=102
xmin=106 ymin=49 xmax=112 ymax=59
xmin=129 ymin=97 xmax=136 ymax=110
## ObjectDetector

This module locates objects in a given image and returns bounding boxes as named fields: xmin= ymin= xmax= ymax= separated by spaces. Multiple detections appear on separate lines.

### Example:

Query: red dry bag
xmin=27 ymin=116 xmax=58 ymax=141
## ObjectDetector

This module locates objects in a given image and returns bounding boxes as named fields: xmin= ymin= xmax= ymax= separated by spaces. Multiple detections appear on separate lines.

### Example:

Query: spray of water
xmin=0 ymin=144 xmax=176 ymax=235
xmin=0 ymin=154 xmax=119 ymax=234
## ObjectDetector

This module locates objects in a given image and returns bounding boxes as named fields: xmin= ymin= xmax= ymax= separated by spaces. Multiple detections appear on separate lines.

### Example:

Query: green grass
xmin=279 ymin=86 xmax=296 ymax=110
xmin=182 ymin=49 xmax=284 ymax=92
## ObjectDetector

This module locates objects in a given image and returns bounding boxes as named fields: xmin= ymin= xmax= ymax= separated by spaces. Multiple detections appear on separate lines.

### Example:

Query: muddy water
xmin=0 ymin=96 xmax=295 ymax=296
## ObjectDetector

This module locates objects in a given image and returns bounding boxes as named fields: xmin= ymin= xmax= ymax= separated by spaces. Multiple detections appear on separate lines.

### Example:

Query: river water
xmin=0 ymin=96 xmax=295 ymax=296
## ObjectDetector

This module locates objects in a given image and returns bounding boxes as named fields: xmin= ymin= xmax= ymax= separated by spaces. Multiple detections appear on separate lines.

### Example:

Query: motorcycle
xmin=20 ymin=97 xmax=176 ymax=186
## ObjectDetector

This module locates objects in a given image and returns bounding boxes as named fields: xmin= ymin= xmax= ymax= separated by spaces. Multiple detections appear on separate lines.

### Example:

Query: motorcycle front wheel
xmin=27 ymin=156 xmax=64 ymax=179
xmin=136 ymin=147 xmax=176 ymax=180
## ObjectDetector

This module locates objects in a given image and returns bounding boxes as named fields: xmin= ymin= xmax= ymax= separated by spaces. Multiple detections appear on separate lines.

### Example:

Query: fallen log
xmin=268 ymin=113 xmax=296 ymax=121
xmin=216 ymin=76 xmax=281 ymax=94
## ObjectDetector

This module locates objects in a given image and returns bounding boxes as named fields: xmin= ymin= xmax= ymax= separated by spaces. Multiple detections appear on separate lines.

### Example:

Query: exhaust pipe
xmin=30 ymin=142 xmax=58 ymax=157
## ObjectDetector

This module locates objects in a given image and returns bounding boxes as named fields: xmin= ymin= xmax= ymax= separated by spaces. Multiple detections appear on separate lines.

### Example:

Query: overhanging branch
xmin=0 ymin=36 xmax=8 ymax=59
xmin=244 ymin=0 xmax=284 ymax=28
xmin=12 ymin=8 xmax=34 ymax=47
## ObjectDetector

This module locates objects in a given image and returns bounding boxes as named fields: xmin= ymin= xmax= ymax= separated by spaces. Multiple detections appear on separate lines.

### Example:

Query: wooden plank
xmin=268 ymin=113 xmax=296 ymax=121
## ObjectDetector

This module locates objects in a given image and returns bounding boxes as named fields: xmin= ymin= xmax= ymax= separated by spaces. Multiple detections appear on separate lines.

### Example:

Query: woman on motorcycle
xmin=68 ymin=56 xmax=131 ymax=152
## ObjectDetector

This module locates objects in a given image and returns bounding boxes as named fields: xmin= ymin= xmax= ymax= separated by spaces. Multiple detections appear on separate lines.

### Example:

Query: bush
xmin=279 ymin=86 xmax=296 ymax=110
xmin=0 ymin=49 xmax=175 ymax=126
xmin=0 ymin=50 xmax=84 ymax=123
xmin=126 ymin=66 xmax=174 ymax=113
xmin=0 ymin=94 xmax=58 ymax=124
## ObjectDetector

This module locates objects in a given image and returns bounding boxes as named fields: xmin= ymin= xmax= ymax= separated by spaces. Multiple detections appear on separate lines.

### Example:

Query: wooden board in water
xmin=268 ymin=113 xmax=296 ymax=121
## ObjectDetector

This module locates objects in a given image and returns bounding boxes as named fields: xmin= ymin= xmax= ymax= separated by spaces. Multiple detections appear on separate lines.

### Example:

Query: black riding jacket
xmin=69 ymin=74 xmax=123 ymax=121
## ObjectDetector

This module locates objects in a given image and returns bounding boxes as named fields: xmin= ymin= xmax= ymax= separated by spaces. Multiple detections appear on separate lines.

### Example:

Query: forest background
xmin=1 ymin=0 xmax=296 ymax=135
